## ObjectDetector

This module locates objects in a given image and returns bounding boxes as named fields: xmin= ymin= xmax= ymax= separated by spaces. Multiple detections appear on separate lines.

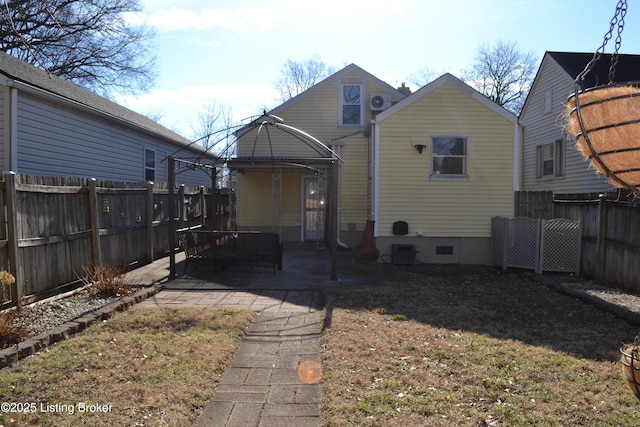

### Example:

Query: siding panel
xmin=235 ymin=66 xmax=406 ymax=238
xmin=377 ymin=82 xmax=515 ymax=238
xmin=15 ymin=93 xmax=211 ymax=186
xmin=520 ymin=54 xmax=614 ymax=193
xmin=237 ymin=169 xmax=306 ymax=227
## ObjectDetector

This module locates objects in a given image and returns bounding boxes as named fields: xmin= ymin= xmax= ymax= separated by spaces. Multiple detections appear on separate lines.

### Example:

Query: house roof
xmin=547 ymin=51 xmax=640 ymax=88
xmin=520 ymin=51 xmax=640 ymax=119
xmin=375 ymin=73 xmax=518 ymax=124
xmin=0 ymin=51 xmax=216 ymax=160
xmin=234 ymin=63 xmax=407 ymax=140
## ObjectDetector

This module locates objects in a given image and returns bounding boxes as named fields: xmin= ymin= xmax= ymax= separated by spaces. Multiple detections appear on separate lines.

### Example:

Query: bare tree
xmin=275 ymin=56 xmax=336 ymax=101
xmin=191 ymin=101 xmax=235 ymax=155
xmin=461 ymin=40 xmax=537 ymax=115
xmin=0 ymin=0 xmax=157 ymax=97
xmin=407 ymin=65 xmax=439 ymax=88
xmin=190 ymin=101 xmax=237 ymax=188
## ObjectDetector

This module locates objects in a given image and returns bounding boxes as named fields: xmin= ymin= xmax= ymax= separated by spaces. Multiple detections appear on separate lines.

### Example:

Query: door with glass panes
xmin=303 ymin=176 xmax=325 ymax=241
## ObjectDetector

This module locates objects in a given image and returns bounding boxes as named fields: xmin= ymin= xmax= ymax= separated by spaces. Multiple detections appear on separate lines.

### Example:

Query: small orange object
xmin=298 ymin=360 xmax=322 ymax=384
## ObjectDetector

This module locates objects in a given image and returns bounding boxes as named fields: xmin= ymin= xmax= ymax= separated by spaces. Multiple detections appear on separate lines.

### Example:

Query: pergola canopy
xmin=225 ymin=156 xmax=337 ymax=170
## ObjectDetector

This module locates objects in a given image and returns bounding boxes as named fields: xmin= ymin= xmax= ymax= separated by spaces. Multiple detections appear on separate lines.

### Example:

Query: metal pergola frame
xmin=166 ymin=115 xmax=344 ymax=281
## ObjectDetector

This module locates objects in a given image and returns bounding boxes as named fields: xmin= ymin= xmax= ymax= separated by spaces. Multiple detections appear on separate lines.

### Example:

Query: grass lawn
xmin=0 ymin=306 xmax=253 ymax=426
xmin=320 ymin=265 xmax=640 ymax=426
xmin=1 ymin=264 xmax=639 ymax=426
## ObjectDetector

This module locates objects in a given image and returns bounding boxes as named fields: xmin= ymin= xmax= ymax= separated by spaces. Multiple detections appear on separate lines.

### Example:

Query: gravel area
xmin=535 ymin=275 xmax=640 ymax=328
xmin=560 ymin=281 xmax=640 ymax=313
xmin=13 ymin=288 xmax=120 ymax=337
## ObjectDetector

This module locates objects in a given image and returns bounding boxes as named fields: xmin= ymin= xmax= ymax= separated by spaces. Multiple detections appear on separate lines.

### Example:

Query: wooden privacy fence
xmin=0 ymin=173 xmax=221 ymax=303
xmin=515 ymin=191 xmax=640 ymax=292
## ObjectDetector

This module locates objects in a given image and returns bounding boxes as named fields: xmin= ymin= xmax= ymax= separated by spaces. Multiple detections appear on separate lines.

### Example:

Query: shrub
xmin=0 ymin=271 xmax=28 ymax=347
xmin=82 ymin=264 xmax=133 ymax=297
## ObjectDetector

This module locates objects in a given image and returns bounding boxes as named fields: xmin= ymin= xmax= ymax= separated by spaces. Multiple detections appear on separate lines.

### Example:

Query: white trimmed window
xmin=430 ymin=136 xmax=468 ymax=178
xmin=536 ymin=139 xmax=564 ymax=178
xmin=340 ymin=83 xmax=362 ymax=125
xmin=145 ymin=148 xmax=156 ymax=181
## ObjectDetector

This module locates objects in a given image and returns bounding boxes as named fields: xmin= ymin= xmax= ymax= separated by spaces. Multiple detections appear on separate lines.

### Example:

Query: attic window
xmin=544 ymin=89 xmax=553 ymax=113
xmin=340 ymin=84 xmax=362 ymax=125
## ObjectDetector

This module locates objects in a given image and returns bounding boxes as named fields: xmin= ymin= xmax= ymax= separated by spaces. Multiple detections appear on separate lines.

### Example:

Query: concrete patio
xmin=163 ymin=242 xmax=384 ymax=291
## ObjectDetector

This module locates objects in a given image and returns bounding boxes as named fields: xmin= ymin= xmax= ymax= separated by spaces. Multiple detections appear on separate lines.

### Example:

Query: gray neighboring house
xmin=0 ymin=51 xmax=216 ymax=186
xmin=520 ymin=51 xmax=640 ymax=194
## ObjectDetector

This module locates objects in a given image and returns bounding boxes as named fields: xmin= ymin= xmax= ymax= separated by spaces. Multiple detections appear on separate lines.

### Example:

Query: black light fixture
xmin=414 ymin=144 xmax=426 ymax=154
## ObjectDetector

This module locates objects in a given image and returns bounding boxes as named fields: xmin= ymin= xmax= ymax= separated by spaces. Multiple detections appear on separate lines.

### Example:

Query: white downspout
xmin=513 ymin=122 xmax=522 ymax=192
xmin=372 ymin=120 xmax=379 ymax=236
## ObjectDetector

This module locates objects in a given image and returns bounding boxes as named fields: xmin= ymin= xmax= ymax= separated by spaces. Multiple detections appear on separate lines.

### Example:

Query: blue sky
xmin=114 ymin=0 xmax=640 ymax=139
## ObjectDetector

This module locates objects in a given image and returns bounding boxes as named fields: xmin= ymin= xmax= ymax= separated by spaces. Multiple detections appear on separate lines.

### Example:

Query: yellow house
xmin=231 ymin=64 xmax=407 ymax=246
xmin=231 ymin=67 xmax=520 ymax=265
xmin=371 ymin=73 xmax=520 ymax=264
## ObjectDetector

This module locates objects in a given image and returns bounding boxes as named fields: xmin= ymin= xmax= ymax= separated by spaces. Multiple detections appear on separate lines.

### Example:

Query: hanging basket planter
xmin=564 ymin=0 xmax=638 ymax=190
xmin=566 ymin=83 xmax=640 ymax=191
xmin=620 ymin=339 xmax=640 ymax=401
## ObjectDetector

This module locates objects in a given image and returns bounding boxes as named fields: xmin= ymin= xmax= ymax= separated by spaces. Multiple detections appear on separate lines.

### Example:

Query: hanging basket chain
xmin=609 ymin=1 xmax=627 ymax=84
xmin=576 ymin=0 xmax=628 ymax=90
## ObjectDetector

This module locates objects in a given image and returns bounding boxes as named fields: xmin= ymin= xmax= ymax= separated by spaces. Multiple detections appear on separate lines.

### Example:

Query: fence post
xmin=495 ymin=217 xmax=507 ymax=270
xmin=146 ymin=181 xmax=154 ymax=263
xmin=88 ymin=178 xmax=102 ymax=267
xmin=178 ymin=184 xmax=185 ymax=229
xmin=199 ymin=186 xmax=206 ymax=227
xmin=4 ymin=172 xmax=21 ymax=301
xmin=168 ymin=157 xmax=176 ymax=278
xmin=597 ymin=194 xmax=608 ymax=284
xmin=501 ymin=218 xmax=507 ymax=270
xmin=536 ymin=218 xmax=543 ymax=274
xmin=212 ymin=167 xmax=218 ymax=230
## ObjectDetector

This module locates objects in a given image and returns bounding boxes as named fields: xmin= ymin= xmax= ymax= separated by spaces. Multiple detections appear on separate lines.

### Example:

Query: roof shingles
xmin=548 ymin=51 xmax=640 ymax=88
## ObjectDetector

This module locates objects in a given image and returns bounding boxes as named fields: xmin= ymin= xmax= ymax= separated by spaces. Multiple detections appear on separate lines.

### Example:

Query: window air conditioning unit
xmin=370 ymin=93 xmax=392 ymax=111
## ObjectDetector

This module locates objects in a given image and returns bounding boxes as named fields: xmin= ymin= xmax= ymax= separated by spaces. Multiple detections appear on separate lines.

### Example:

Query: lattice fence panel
xmin=505 ymin=217 xmax=539 ymax=271
xmin=541 ymin=218 xmax=581 ymax=274
xmin=491 ymin=216 xmax=581 ymax=274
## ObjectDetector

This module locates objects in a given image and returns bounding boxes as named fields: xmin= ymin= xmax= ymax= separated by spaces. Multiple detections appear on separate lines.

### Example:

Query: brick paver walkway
xmin=136 ymin=289 xmax=324 ymax=427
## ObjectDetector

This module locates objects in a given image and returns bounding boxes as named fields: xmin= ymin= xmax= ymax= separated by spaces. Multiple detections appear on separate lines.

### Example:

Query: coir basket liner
xmin=567 ymin=84 xmax=640 ymax=191
xmin=621 ymin=342 xmax=640 ymax=401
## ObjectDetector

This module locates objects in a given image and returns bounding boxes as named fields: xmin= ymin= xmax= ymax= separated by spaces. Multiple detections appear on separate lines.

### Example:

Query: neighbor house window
xmin=341 ymin=83 xmax=362 ymax=125
xmin=544 ymin=88 xmax=553 ymax=113
xmin=536 ymin=139 xmax=564 ymax=178
xmin=145 ymin=148 xmax=156 ymax=181
xmin=431 ymin=136 xmax=468 ymax=178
